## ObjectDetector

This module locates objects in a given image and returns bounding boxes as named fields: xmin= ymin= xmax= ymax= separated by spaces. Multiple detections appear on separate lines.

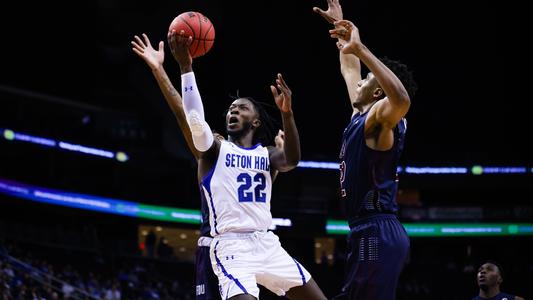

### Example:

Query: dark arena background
xmin=1 ymin=0 xmax=530 ymax=299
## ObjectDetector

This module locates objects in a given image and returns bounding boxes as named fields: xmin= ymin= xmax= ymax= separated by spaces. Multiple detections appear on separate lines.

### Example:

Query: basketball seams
xmin=177 ymin=15 xmax=195 ymax=36
xmin=202 ymin=22 xmax=214 ymax=54
xmin=189 ymin=13 xmax=203 ymax=58
xmin=171 ymin=12 xmax=214 ymax=58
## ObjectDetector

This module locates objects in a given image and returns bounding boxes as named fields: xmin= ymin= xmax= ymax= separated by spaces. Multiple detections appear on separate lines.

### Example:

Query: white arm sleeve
xmin=181 ymin=72 xmax=214 ymax=152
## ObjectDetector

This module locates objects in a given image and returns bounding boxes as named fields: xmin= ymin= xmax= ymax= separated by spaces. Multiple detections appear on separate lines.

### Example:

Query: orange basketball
xmin=168 ymin=11 xmax=215 ymax=58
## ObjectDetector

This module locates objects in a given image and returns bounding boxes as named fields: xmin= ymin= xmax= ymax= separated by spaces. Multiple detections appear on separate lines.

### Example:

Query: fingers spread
xmin=134 ymin=35 xmax=145 ymax=48
xmin=132 ymin=47 xmax=143 ymax=56
xmin=313 ymin=7 xmax=325 ymax=14
xmin=142 ymin=33 xmax=151 ymax=47
xmin=131 ymin=41 xmax=144 ymax=53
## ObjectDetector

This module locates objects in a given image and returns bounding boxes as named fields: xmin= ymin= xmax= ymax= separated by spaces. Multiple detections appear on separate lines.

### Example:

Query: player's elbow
xmin=393 ymin=89 xmax=411 ymax=107
xmin=277 ymin=164 xmax=296 ymax=173
xmin=375 ymin=100 xmax=410 ymax=128
xmin=400 ymin=96 xmax=411 ymax=112
xmin=285 ymin=160 xmax=299 ymax=171
xmin=388 ymin=92 xmax=411 ymax=115
xmin=402 ymin=93 xmax=411 ymax=106
xmin=270 ymin=146 xmax=300 ymax=173
xmin=277 ymin=157 xmax=300 ymax=173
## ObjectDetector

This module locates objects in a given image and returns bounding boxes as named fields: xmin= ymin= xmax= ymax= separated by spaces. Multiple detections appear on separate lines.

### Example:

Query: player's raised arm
xmin=269 ymin=74 xmax=300 ymax=173
xmin=168 ymin=30 xmax=220 ymax=155
xmin=271 ymin=129 xmax=284 ymax=181
xmin=333 ymin=20 xmax=411 ymax=128
xmin=131 ymin=33 xmax=200 ymax=160
xmin=314 ymin=0 xmax=361 ymax=114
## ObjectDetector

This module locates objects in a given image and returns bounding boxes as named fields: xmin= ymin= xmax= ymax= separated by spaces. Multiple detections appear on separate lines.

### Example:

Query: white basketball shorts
xmin=209 ymin=231 xmax=311 ymax=299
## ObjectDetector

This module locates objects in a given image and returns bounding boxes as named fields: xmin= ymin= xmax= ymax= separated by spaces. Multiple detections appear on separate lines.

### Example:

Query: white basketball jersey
xmin=201 ymin=140 xmax=273 ymax=236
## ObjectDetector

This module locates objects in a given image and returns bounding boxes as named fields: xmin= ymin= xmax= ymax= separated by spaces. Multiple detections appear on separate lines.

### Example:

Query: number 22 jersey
xmin=201 ymin=140 xmax=273 ymax=236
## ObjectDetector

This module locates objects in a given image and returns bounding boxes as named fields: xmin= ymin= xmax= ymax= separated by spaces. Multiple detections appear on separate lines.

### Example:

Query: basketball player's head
xmin=477 ymin=261 xmax=504 ymax=291
xmin=353 ymin=57 xmax=418 ymax=107
xmin=225 ymin=96 xmax=277 ymax=146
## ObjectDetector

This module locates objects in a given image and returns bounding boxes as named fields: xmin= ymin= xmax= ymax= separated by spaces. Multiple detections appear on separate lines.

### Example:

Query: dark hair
xmin=225 ymin=92 xmax=279 ymax=146
xmin=380 ymin=56 xmax=418 ymax=99
xmin=484 ymin=260 xmax=504 ymax=278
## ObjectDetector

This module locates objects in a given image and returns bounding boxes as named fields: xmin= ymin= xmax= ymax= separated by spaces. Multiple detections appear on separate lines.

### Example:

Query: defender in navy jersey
xmin=165 ymin=30 xmax=326 ymax=300
xmin=315 ymin=1 xmax=418 ymax=299
xmin=472 ymin=262 xmax=524 ymax=300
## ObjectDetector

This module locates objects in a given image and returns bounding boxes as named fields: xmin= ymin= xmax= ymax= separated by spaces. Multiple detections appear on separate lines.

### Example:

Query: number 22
xmin=237 ymin=173 xmax=266 ymax=202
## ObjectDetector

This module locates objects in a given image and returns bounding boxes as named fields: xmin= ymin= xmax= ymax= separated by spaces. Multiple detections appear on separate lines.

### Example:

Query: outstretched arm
xmin=271 ymin=130 xmax=285 ymax=181
xmin=167 ymin=30 xmax=219 ymax=154
xmin=131 ymin=33 xmax=199 ymax=160
xmin=339 ymin=44 xmax=362 ymax=111
xmin=269 ymin=74 xmax=300 ymax=172
xmin=314 ymin=0 xmax=361 ymax=112
xmin=332 ymin=20 xmax=410 ymax=128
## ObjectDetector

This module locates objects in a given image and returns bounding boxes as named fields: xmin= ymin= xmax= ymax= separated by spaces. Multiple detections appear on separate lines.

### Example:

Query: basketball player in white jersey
xmin=167 ymin=29 xmax=327 ymax=300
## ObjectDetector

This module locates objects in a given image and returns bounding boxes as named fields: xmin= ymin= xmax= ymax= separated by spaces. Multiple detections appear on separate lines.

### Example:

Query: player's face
xmin=226 ymin=98 xmax=260 ymax=137
xmin=477 ymin=263 xmax=501 ymax=289
xmin=355 ymin=73 xmax=381 ymax=105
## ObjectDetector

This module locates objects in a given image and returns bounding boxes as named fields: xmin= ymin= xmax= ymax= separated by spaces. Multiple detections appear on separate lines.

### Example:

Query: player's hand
xmin=131 ymin=33 xmax=164 ymax=70
xmin=168 ymin=29 xmax=193 ymax=72
xmin=330 ymin=20 xmax=362 ymax=54
xmin=313 ymin=0 xmax=343 ymax=25
xmin=270 ymin=73 xmax=292 ymax=113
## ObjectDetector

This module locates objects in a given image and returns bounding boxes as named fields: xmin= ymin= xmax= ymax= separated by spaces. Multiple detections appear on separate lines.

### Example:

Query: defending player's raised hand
xmin=270 ymin=73 xmax=292 ymax=113
xmin=131 ymin=33 xmax=165 ymax=71
xmin=168 ymin=29 xmax=193 ymax=72
xmin=330 ymin=20 xmax=363 ymax=55
xmin=313 ymin=0 xmax=343 ymax=25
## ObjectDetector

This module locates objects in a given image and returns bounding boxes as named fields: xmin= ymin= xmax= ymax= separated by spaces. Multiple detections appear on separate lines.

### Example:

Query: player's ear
xmin=252 ymin=119 xmax=261 ymax=129
xmin=373 ymin=87 xmax=384 ymax=99
xmin=497 ymin=276 xmax=503 ymax=284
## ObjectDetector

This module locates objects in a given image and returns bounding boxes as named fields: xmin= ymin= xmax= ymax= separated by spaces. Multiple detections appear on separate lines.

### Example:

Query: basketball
xmin=168 ymin=11 xmax=215 ymax=58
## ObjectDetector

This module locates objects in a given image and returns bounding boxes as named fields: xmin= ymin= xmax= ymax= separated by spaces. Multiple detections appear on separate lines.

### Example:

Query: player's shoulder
xmin=496 ymin=293 xmax=519 ymax=300
xmin=501 ymin=292 xmax=520 ymax=300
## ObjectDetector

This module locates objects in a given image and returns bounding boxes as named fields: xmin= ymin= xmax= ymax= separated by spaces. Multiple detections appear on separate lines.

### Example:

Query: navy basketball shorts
xmin=333 ymin=214 xmax=410 ymax=300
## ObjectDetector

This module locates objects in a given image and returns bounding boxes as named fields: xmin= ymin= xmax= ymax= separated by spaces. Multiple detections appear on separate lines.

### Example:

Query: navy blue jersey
xmin=472 ymin=292 xmax=516 ymax=300
xmin=339 ymin=111 xmax=406 ymax=225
